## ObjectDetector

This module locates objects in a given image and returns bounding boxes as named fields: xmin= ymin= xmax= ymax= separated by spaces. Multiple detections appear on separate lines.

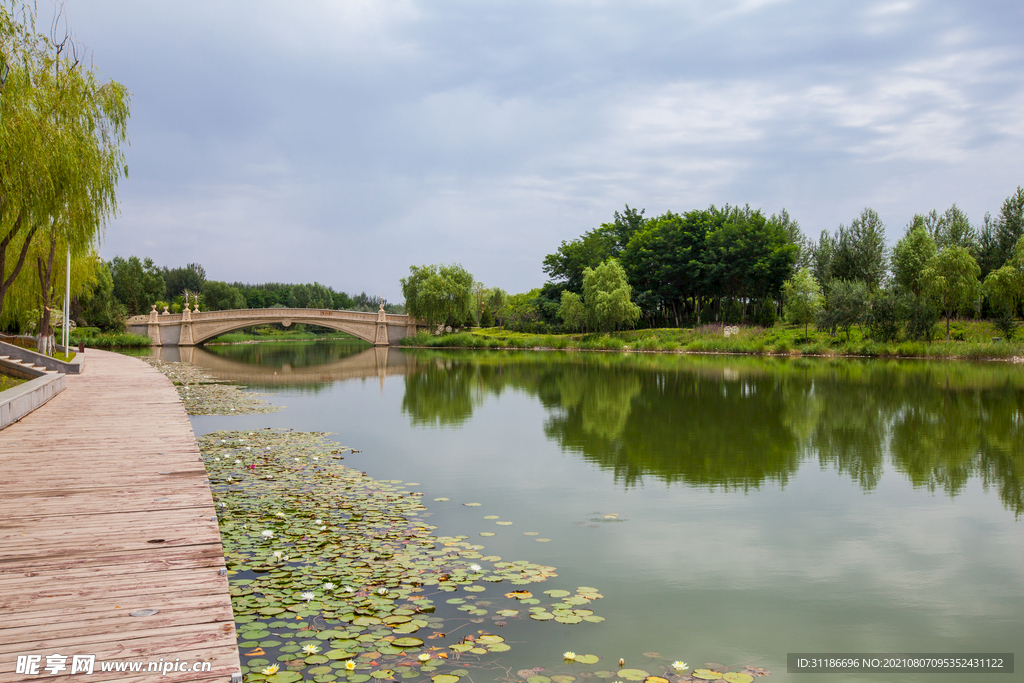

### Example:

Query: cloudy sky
xmin=66 ymin=0 xmax=1024 ymax=301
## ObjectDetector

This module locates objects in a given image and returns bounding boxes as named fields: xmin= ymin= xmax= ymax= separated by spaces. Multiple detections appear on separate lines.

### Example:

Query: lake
xmin=159 ymin=340 xmax=1024 ymax=683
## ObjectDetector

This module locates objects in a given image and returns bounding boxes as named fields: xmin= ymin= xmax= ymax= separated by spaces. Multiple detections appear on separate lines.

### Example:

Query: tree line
xmin=498 ymin=189 xmax=1024 ymax=339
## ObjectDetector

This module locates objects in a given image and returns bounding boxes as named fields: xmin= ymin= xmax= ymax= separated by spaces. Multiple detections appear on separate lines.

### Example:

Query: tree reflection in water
xmin=401 ymin=350 xmax=1024 ymax=516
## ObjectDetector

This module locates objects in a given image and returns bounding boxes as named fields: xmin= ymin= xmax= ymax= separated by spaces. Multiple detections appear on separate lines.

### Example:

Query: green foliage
xmin=582 ymin=259 xmax=640 ymax=332
xmin=892 ymin=222 xmax=938 ymax=296
xmin=923 ymin=246 xmax=982 ymax=340
xmin=0 ymin=11 xmax=130 ymax=343
xmin=77 ymin=258 xmax=125 ymax=331
xmin=817 ymin=279 xmax=870 ymax=341
xmin=202 ymin=280 xmax=247 ymax=311
xmin=830 ymin=208 xmax=888 ymax=292
xmin=866 ymin=290 xmax=901 ymax=342
xmin=110 ymin=256 xmax=165 ymax=316
xmin=163 ymin=263 xmax=206 ymax=299
xmin=782 ymin=267 xmax=823 ymax=338
xmin=758 ymin=299 xmax=778 ymax=327
xmin=903 ymin=293 xmax=940 ymax=341
xmin=401 ymin=263 xmax=474 ymax=326
xmin=558 ymin=290 xmax=586 ymax=332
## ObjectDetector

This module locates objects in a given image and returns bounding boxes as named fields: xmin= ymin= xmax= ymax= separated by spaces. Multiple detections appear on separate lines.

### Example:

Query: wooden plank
xmin=0 ymin=350 xmax=240 ymax=683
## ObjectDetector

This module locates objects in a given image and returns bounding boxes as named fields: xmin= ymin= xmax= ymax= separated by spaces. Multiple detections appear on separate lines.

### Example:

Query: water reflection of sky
xmin=190 ymin=348 xmax=1024 ymax=683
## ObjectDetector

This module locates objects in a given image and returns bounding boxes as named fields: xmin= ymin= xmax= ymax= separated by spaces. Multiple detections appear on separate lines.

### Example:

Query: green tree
xmin=0 ymin=15 xmax=129 ymax=350
xmin=817 ymin=279 xmax=869 ymax=341
xmin=401 ymin=263 xmax=474 ymax=327
xmin=581 ymin=259 xmax=640 ymax=332
xmin=782 ymin=267 xmax=823 ymax=340
xmin=891 ymin=221 xmax=938 ymax=296
xmin=922 ymin=246 xmax=982 ymax=341
xmin=934 ymin=204 xmax=977 ymax=254
xmin=620 ymin=209 xmax=712 ymax=326
xmin=164 ymin=263 xmax=206 ymax=299
xmin=110 ymin=256 xmax=165 ymax=316
xmin=306 ymin=281 xmax=333 ymax=309
xmin=831 ymin=208 xmax=887 ymax=292
xmin=76 ymin=256 xmax=124 ymax=331
xmin=982 ymin=237 xmax=1024 ymax=339
xmin=809 ymin=229 xmax=837 ymax=287
xmin=558 ymin=290 xmax=586 ymax=332
xmin=202 ymin=280 xmax=246 ymax=311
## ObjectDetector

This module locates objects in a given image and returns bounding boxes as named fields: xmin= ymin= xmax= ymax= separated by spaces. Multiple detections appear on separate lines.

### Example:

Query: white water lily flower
xmin=273 ymin=551 xmax=285 ymax=560
xmin=344 ymin=586 xmax=355 ymax=593
xmin=245 ymin=446 xmax=251 ymax=450
xmin=563 ymin=652 xmax=576 ymax=661
xmin=314 ymin=519 xmax=323 ymax=525
xmin=469 ymin=564 xmax=482 ymax=572
xmin=301 ymin=591 xmax=316 ymax=601
xmin=261 ymin=530 xmax=274 ymax=538
xmin=671 ymin=662 xmax=688 ymax=671
xmin=313 ymin=456 xmax=319 ymax=460
xmin=418 ymin=653 xmax=431 ymax=662
xmin=261 ymin=665 xmax=280 ymax=675
xmin=377 ymin=587 xmax=389 ymax=595
xmin=323 ymin=582 xmax=337 ymax=590
xmin=275 ymin=512 xmax=287 ymax=518
xmin=301 ymin=644 xmax=320 ymax=654
xmin=320 ymin=526 xmax=327 ymax=531
xmin=220 ymin=502 xmax=226 ymax=507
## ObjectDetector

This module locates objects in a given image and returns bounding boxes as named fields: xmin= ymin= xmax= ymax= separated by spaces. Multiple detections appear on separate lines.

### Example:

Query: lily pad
xmin=551 ymin=676 xmax=576 ymax=683
xmin=722 ymin=674 xmax=753 ymax=683
xmin=267 ymin=673 xmax=304 ymax=683
xmin=692 ymin=671 xmax=724 ymax=681
xmin=392 ymin=638 xmax=424 ymax=647
xmin=617 ymin=670 xmax=649 ymax=681
xmin=575 ymin=655 xmax=599 ymax=665
xmin=527 ymin=677 xmax=552 ymax=683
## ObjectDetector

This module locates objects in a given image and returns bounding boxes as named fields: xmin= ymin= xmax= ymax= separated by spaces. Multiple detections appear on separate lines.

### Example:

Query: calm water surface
xmin=165 ymin=341 xmax=1023 ymax=683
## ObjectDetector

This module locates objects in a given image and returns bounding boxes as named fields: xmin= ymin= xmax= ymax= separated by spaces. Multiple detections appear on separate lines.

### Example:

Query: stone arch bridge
xmin=127 ymin=305 xmax=425 ymax=346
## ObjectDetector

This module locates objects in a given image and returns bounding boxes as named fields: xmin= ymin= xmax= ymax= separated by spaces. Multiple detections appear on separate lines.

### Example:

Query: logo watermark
xmin=15 ymin=654 xmax=213 ymax=676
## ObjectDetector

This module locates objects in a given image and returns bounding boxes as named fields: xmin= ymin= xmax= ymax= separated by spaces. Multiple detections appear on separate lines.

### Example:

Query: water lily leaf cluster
xmin=200 ymin=429 xmax=608 ymax=683
xmin=145 ymin=358 xmax=281 ymax=414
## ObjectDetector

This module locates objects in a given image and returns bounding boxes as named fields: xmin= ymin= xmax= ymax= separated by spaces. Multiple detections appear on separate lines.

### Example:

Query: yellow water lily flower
xmin=344 ymin=661 xmax=356 ymax=671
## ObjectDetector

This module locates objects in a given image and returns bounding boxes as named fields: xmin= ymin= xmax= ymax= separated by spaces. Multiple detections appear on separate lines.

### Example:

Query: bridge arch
xmin=189 ymin=318 xmax=377 ymax=345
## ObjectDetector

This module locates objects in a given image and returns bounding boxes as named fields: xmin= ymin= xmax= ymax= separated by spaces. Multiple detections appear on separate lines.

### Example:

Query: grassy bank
xmin=70 ymin=328 xmax=151 ymax=348
xmin=401 ymin=320 xmax=1024 ymax=360
xmin=0 ymin=372 xmax=27 ymax=391
xmin=207 ymin=326 xmax=360 ymax=344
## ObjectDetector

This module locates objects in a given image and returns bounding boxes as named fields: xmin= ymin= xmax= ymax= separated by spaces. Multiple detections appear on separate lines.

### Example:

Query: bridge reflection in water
xmin=150 ymin=344 xmax=417 ymax=388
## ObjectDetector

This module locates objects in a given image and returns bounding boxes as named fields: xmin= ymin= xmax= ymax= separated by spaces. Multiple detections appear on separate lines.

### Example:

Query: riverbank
xmin=401 ymin=321 xmax=1024 ymax=361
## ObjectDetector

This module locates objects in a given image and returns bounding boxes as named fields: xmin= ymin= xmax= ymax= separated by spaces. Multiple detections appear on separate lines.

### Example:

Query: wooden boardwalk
xmin=0 ymin=350 xmax=240 ymax=683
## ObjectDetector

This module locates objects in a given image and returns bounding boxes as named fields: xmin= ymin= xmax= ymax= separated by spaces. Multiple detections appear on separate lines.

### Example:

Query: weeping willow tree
xmin=0 ymin=3 xmax=129 ymax=350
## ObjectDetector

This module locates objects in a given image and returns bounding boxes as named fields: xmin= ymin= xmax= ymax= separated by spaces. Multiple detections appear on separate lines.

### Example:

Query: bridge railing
xmin=128 ymin=308 xmax=418 ymax=325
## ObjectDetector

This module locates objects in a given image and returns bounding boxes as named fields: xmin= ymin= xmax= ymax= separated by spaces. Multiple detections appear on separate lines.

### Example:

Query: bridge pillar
xmin=374 ymin=303 xmax=389 ymax=346
xmin=374 ymin=305 xmax=389 ymax=348
xmin=147 ymin=306 xmax=162 ymax=346
xmin=179 ymin=304 xmax=195 ymax=346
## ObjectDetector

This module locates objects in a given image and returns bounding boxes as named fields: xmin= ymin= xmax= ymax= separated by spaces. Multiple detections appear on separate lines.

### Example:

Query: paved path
xmin=0 ymin=350 xmax=240 ymax=683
